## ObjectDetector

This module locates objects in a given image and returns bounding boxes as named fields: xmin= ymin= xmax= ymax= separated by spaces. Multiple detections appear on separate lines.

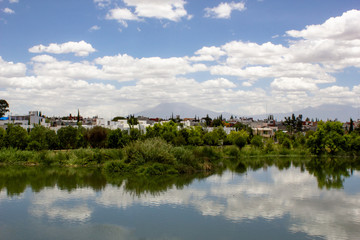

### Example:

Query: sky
xmin=0 ymin=0 xmax=360 ymax=118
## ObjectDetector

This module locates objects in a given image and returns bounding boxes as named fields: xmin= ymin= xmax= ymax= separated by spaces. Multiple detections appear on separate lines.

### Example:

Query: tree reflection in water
xmin=0 ymin=156 xmax=359 ymax=196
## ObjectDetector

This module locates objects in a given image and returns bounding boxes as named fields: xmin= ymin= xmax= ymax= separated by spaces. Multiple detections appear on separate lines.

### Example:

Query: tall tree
xmin=77 ymin=109 xmax=80 ymax=123
xmin=349 ymin=118 xmax=354 ymax=133
xmin=0 ymin=99 xmax=9 ymax=118
xmin=204 ymin=114 xmax=212 ymax=127
xmin=127 ymin=114 xmax=138 ymax=129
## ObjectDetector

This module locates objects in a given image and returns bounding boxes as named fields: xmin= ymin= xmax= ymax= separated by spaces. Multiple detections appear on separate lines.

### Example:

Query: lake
xmin=0 ymin=157 xmax=360 ymax=240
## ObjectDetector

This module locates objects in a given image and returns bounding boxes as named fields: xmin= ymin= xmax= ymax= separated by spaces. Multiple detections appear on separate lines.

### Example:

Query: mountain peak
xmin=135 ymin=102 xmax=228 ymax=119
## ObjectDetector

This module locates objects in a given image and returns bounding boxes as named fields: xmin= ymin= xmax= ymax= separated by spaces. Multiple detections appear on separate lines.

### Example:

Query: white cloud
xmin=287 ymin=9 xmax=360 ymax=40
xmin=94 ymin=0 xmax=111 ymax=8
xmin=201 ymin=78 xmax=236 ymax=89
xmin=9 ymin=0 xmax=19 ymax=3
xmin=29 ymin=187 xmax=95 ymax=222
xmin=94 ymin=54 xmax=207 ymax=81
xmin=105 ymin=0 xmax=190 ymax=26
xmin=28 ymin=41 xmax=96 ymax=57
xmin=106 ymin=8 xmax=139 ymax=27
xmin=89 ymin=25 xmax=101 ymax=32
xmin=31 ymin=54 xmax=57 ymax=63
xmin=204 ymin=1 xmax=245 ymax=19
xmin=3 ymin=8 xmax=15 ymax=14
xmin=270 ymin=77 xmax=318 ymax=92
xmin=124 ymin=0 xmax=188 ymax=22
xmin=0 ymin=56 xmax=26 ymax=77
xmin=190 ymin=46 xmax=226 ymax=62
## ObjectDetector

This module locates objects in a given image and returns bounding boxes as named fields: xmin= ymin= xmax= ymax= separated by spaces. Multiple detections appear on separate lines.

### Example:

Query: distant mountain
xmin=135 ymin=102 xmax=231 ymax=119
xmin=135 ymin=103 xmax=359 ymax=122
xmin=250 ymin=104 xmax=360 ymax=122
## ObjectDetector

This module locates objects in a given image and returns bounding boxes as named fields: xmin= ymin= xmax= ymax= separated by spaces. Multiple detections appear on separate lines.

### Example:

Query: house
xmin=252 ymin=127 xmax=278 ymax=138
xmin=1 ymin=111 xmax=48 ymax=130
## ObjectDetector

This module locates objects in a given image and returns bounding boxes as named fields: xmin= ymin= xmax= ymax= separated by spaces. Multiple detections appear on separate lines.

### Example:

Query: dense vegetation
xmin=0 ymin=120 xmax=359 ymax=175
xmin=1 ymin=120 xmax=359 ymax=154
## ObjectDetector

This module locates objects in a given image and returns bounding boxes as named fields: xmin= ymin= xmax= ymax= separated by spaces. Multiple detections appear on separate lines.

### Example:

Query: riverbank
xmin=1 ymin=137 xmax=359 ymax=176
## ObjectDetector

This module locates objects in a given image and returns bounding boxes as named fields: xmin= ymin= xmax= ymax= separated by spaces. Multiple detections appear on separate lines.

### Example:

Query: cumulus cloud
xmin=29 ymin=187 xmax=95 ymax=222
xmin=124 ymin=0 xmax=188 ymax=22
xmin=31 ymin=54 xmax=57 ymax=63
xmin=204 ymin=1 xmax=245 ymax=19
xmin=194 ymin=9 xmax=360 ymax=112
xmin=201 ymin=78 xmax=236 ymax=88
xmin=28 ymin=41 xmax=96 ymax=57
xmin=190 ymin=46 xmax=226 ymax=62
xmin=105 ymin=8 xmax=139 ymax=27
xmin=287 ymin=9 xmax=360 ymax=40
xmin=89 ymin=25 xmax=101 ymax=32
xmin=3 ymin=8 xmax=15 ymax=14
xmin=0 ymin=56 xmax=26 ymax=77
xmin=94 ymin=0 xmax=111 ymax=8
xmin=94 ymin=54 xmax=207 ymax=81
xmin=105 ymin=0 xmax=190 ymax=26
xmin=9 ymin=0 xmax=19 ymax=3
xmin=270 ymin=77 xmax=318 ymax=92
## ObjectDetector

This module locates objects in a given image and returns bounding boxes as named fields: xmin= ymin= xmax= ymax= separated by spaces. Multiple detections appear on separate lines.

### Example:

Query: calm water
xmin=1 ymin=158 xmax=360 ymax=240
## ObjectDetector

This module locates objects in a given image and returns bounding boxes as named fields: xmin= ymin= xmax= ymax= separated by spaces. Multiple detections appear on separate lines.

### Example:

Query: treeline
xmin=0 ymin=120 xmax=360 ymax=155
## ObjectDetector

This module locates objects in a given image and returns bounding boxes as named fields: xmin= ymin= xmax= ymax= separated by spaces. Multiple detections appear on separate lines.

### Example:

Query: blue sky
xmin=1 ymin=0 xmax=360 ymax=118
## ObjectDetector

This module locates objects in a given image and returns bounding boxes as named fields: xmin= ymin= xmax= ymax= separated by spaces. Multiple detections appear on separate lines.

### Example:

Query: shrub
xmin=282 ymin=138 xmax=292 ymax=149
xmin=103 ymin=160 xmax=130 ymax=173
xmin=223 ymin=145 xmax=241 ymax=158
xmin=124 ymin=138 xmax=176 ymax=165
xmin=251 ymin=135 xmax=263 ymax=148
xmin=264 ymin=139 xmax=275 ymax=153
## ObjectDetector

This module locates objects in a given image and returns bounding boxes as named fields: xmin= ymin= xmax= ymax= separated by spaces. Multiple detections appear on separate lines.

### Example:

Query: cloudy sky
xmin=1 ymin=0 xmax=360 ymax=118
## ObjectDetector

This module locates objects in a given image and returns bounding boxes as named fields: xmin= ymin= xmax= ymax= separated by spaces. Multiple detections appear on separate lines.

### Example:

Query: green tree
xmin=284 ymin=114 xmax=303 ymax=133
xmin=203 ymin=131 xmax=219 ymax=146
xmin=188 ymin=126 xmax=204 ymax=146
xmin=129 ymin=128 xmax=141 ymax=141
xmin=87 ymin=126 xmax=108 ymax=148
xmin=349 ymin=118 xmax=354 ymax=133
xmin=212 ymin=115 xmax=224 ymax=127
xmin=57 ymin=126 xmax=78 ymax=149
xmin=0 ymin=128 xmax=6 ymax=148
xmin=203 ymin=114 xmax=212 ymax=127
xmin=228 ymin=130 xmax=249 ymax=149
xmin=251 ymin=135 xmax=263 ymax=148
xmin=45 ymin=129 xmax=59 ymax=150
xmin=127 ymin=115 xmax=138 ymax=129
xmin=307 ymin=121 xmax=345 ymax=154
xmin=75 ymin=125 xmax=88 ymax=148
xmin=28 ymin=125 xmax=49 ymax=150
xmin=108 ymin=129 xmax=129 ymax=148
xmin=5 ymin=125 xmax=28 ymax=149
xmin=0 ymin=99 xmax=9 ymax=118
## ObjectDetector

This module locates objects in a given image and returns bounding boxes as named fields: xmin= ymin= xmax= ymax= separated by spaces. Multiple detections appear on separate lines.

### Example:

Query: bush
xmin=223 ymin=145 xmax=241 ymax=158
xmin=124 ymin=138 xmax=176 ymax=165
xmin=282 ymin=138 xmax=292 ymax=149
xmin=87 ymin=126 xmax=108 ymax=148
xmin=171 ymin=146 xmax=197 ymax=167
xmin=251 ymin=135 xmax=263 ymax=148
xmin=264 ymin=139 xmax=275 ymax=153
xmin=193 ymin=146 xmax=222 ymax=163
xmin=103 ymin=160 xmax=130 ymax=173
xmin=228 ymin=130 xmax=249 ymax=149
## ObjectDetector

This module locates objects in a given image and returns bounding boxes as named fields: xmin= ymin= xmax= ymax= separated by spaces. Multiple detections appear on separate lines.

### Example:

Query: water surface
xmin=0 ymin=158 xmax=359 ymax=240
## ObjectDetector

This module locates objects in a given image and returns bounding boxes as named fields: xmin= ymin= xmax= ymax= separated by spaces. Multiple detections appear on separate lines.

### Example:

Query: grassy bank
xmin=1 ymin=137 xmax=358 ymax=176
